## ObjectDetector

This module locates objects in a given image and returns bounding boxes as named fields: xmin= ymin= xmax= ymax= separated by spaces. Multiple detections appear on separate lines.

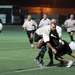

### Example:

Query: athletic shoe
xmin=66 ymin=60 xmax=73 ymax=68
xmin=46 ymin=62 xmax=54 ymax=67
xmin=39 ymin=62 xmax=45 ymax=69
xmin=34 ymin=58 xmax=40 ymax=64
xmin=34 ymin=58 xmax=45 ymax=68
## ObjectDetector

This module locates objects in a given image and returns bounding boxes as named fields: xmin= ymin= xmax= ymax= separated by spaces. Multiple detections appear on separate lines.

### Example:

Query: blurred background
xmin=0 ymin=0 xmax=75 ymax=25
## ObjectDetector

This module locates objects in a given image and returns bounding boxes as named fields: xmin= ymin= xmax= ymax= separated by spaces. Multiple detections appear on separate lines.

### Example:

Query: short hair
xmin=51 ymin=22 xmax=57 ymax=27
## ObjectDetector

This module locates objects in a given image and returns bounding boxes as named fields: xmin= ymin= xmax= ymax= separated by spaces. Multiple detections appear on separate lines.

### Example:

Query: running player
xmin=22 ymin=15 xmax=38 ymax=48
xmin=64 ymin=14 xmax=75 ymax=41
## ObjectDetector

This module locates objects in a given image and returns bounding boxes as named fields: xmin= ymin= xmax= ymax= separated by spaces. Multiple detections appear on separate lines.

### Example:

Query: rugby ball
xmin=0 ymin=23 xmax=3 ymax=32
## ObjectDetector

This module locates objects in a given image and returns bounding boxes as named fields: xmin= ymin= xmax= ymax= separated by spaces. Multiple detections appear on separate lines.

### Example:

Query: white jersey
xmin=22 ymin=20 xmax=37 ymax=31
xmin=64 ymin=19 xmax=75 ymax=32
xmin=39 ymin=18 xmax=50 ymax=27
xmin=56 ymin=25 xmax=62 ymax=38
xmin=36 ymin=25 xmax=51 ymax=42
xmin=36 ymin=25 xmax=62 ymax=43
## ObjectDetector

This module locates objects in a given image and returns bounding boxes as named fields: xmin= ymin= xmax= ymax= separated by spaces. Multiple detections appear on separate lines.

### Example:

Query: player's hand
xmin=52 ymin=48 xmax=57 ymax=54
xmin=33 ymin=46 xmax=37 ymax=49
xmin=23 ymin=28 xmax=26 ymax=31
xmin=59 ymin=40 xmax=64 ymax=45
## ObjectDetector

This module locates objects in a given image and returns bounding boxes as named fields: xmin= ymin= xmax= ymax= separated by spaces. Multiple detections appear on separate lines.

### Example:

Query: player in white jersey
xmin=64 ymin=14 xmax=75 ymax=41
xmin=39 ymin=14 xmax=50 ymax=27
xmin=34 ymin=22 xmax=57 ymax=68
xmin=22 ymin=15 xmax=38 ymax=48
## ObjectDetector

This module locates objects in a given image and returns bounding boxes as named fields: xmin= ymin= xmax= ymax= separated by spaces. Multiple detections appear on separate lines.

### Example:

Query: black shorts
xmin=34 ymin=33 xmax=42 ymax=42
xmin=26 ymin=30 xmax=35 ymax=38
xmin=55 ymin=40 xmax=72 ymax=57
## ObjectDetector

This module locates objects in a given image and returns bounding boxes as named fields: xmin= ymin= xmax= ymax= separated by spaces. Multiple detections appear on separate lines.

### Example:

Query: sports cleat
xmin=38 ymin=63 xmax=45 ymax=69
xmin=46 ymin=62 xmax=54 ymax=67
xmin=66 ymin=60 xmax=74 ymax=68
xmin=34 ymin=58 xmax=45 ymax=68
xmin=34 ymin=58 xmax=40 ymax=65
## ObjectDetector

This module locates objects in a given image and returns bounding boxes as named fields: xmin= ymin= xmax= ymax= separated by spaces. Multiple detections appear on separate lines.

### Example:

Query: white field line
xmin=0 ymin=66 xmax=56 ymax=75
xmin=0 ymin=63 xmax=75 ymax=75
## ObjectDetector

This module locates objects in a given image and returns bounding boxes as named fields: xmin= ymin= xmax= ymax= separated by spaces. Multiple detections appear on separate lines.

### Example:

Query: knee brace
xmin=41 ymin=46 xmax=46 ymax=53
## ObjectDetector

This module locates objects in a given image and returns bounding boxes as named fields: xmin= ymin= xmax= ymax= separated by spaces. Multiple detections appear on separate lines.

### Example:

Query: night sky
xmin=0 ymin=0 xmax=75 ymax=8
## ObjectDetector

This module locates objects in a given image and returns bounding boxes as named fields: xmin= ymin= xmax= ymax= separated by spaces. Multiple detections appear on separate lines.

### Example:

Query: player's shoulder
xmin=31 ymin=19 xmax=34 ymax=21
xmin=47 ymin=18 xmax=50 ymax=21
xmin=25 ymin=20 xmax=28 ymax=23
xmin=67 ymin=19 xmax=71 ymax=21
xmin=40 ymin=19 xmax=44 ymax=21
xmin=56 ymin=25 xmax=62 ymax=30
xmin=43 ymin=25 xmax=50 ymax=31
xmin=65 ymin=19 xmax=69 ymax=21
xmin=41 ymin=25 xmax=50 ymax=30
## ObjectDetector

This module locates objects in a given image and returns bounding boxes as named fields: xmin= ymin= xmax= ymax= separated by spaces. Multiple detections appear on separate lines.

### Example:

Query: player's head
xmin=43 ymin=14 xmax=47 ymax=20
xmin=27 ymin=15 xmax=31 ymax=21
xmin=50 ymin=22 xmax=56 ymax=31
xmin=70 ymin=14 xmax=74 ymax=19
xmin=50 ymin=19 xmax=57 ymax=24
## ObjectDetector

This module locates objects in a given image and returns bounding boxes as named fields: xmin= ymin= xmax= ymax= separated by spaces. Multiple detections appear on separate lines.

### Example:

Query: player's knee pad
xmin=41 ymin=46 xmax=47 ymax=53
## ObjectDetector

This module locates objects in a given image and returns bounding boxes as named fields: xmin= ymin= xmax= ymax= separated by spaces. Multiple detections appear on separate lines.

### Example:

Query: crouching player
xmin=49 ymin=29 xmax=75 ymax=68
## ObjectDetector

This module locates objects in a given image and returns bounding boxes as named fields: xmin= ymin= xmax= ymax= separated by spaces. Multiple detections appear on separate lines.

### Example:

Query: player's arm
xmin=48 ymin=19 xmax=51 ymax=25
xmin=33 ymin=21 xmax=38 ymax=30
xmin=22 ymin=22 xmax=26 ymax=30
xmin=64 ymin=20 xmax=70 ymax=28
xmin=39 ymin=20 xmax=42 ymax=28
xmin=43 ymin=31 xmax=57 ymax=54
xmin=46 ymin=42 xmax=57 ymax=54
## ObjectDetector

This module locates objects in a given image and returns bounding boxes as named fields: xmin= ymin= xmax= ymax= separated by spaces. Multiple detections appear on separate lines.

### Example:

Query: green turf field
xmin=0 ymin=29 xmax=75 ymax=75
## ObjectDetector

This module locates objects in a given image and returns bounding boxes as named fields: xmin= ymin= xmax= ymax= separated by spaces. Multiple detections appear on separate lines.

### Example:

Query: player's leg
xmin=35 ymin=45 xmax=46 ymax=68
xmin=69 ymin=31 xmax=74 ymax=41
xmin=26 ymin=31 xmax=33 ymax=46
xmin=55 ymin=55 xmax=73 ymax=68
xmin=30 ymin=32 xmax=34 ymax=47
xmin=34 ymin=42 xmax=46 ymax=68
xmin=47 ymin=48 xmax=54 ymax=66
xmin=37 ymin=39 xmax=44 ymax=48
xmin=34 ymin=33 xmax=46 ymax=68
xmin=70 ymin=53 xmax=75 ymax=58
xmin=27 ymin=30 xmax=35 ymax=48
xmin=34 ymin=33 xmax=43 ymax=48
xmin=65 ymin=41 xmax=75 ymax=58
xmin=55 ymin=41 xmax=74 ymax=68
xmin=35 ymin=44 xmax=46 ymax=63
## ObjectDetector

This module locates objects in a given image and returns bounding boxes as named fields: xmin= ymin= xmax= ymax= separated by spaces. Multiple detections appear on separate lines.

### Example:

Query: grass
xmin=0 ymin=29 xmax=75 ymax=75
